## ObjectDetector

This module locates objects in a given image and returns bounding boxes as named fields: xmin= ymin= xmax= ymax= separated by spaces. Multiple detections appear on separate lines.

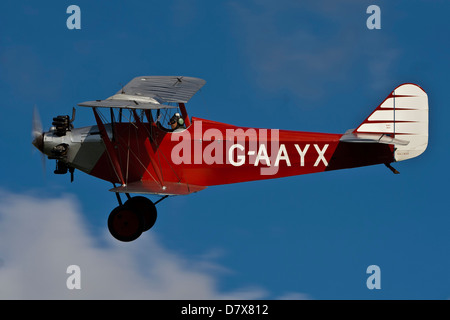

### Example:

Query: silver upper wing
xmin=78 ymin=76 xmax=206 ymax=109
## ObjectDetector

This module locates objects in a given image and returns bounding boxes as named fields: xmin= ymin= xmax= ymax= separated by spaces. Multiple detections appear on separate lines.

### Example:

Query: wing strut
xmin=93 ymin=108 xmax=126 ymax=186
xmin=178 ymin=103 xmax=191 ymax=127
xmin=131 ymin=109 xmax=165 ymax=188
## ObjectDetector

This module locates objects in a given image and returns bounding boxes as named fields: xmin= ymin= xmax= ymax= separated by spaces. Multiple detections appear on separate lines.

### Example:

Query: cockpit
xmin=154 ymin=108 xmax=187 ymax=133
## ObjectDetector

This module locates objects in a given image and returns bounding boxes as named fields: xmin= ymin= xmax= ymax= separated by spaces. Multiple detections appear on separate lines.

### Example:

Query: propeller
xmin=32 ymin=106 xmax=44 ymax=152
xmin=31 ymin=106 xmax=46 ymax=174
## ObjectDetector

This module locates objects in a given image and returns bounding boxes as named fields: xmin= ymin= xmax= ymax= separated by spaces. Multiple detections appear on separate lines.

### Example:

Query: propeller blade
xmin=31 ymin=106 xmax=46 ymax=177
xmin=32 ymin=105 xmax=42 ymax=138
xmin=32 ymin=106 xmax=44 ymax=152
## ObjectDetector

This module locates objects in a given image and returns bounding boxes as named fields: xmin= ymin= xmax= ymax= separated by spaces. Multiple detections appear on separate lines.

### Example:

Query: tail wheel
xmin=108 ymin=205 xmax=144 ymax=242
xmin=124 ymin=196 xmax=157 ymax=232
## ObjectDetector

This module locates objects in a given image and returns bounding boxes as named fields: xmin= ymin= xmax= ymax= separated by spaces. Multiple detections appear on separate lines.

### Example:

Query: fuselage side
xmin=53 ymin=117 xmax=393 ymax=188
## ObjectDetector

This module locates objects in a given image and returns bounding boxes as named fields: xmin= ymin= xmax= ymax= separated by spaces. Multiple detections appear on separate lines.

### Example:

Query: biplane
xmin=32 ymin=76 xmax=429 ymax=242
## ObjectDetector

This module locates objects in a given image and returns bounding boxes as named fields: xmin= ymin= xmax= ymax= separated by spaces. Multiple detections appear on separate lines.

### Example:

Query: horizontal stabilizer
xmin=340 ymin=130 xmax=409 ymax=146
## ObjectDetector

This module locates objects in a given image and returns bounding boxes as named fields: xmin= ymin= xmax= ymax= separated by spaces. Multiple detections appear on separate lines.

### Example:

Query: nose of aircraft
xmin=32 ymin=132 xmax=45 ymax=153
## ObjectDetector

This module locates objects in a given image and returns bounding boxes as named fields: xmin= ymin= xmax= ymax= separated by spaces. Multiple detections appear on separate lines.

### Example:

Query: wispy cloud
xmin=0 ymin=191 xmax=309 ymax=299
xmin=0 ymin=191 xmax=263 ymax=299
xmin=229 ymin=0 xmax=400 ymax=100
xmin=0 ymin=45 xmax=64 ymax=103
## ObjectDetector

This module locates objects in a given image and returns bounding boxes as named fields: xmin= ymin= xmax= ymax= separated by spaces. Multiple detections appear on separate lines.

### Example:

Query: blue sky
xmin=0 ymin=0 xmax=449 ymax=299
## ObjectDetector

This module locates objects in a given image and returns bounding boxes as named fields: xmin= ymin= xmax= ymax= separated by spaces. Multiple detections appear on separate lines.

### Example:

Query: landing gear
xmin=124 ymin=196 xmax=157 ymax=232
xmin=108 ymin=205 xmax=144 ymax=242
xmin=107 ymin=195 xmax=160 ymax=242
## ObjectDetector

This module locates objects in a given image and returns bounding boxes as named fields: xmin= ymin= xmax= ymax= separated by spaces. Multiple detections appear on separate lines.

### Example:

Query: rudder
xmin=353 ymin=83 xmax=428 ymax=162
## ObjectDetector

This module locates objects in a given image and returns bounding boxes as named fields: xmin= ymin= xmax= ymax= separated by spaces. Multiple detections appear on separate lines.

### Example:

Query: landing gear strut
xmin=107 ymin=194 xmax=161 ymax=242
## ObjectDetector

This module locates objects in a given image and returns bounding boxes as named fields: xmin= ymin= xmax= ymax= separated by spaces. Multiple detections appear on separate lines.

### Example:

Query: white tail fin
xmin=354 ymin=83 xmax=428 ymax=162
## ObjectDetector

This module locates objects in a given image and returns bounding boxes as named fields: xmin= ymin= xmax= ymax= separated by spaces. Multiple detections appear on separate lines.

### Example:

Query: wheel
xmin=124 ymin=196 xmax=157 ymax=232
xmin=108 ymin=205 xmax=144 ymax=242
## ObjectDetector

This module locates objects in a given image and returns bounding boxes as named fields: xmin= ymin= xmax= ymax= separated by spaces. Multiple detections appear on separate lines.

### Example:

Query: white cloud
xmin=0 ymin=191 xmax=270 ymax=299
xmin=0 ymin=191 xmax=311 ymax=299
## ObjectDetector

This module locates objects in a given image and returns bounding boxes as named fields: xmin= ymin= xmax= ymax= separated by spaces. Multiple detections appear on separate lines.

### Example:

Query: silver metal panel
xmin=117 ymin=76 xmax=206 ymax=103
xmin=78 ymin=99 xmax=177 ymax=110
xmin=78 ymin=76 xmax=205 ymax=109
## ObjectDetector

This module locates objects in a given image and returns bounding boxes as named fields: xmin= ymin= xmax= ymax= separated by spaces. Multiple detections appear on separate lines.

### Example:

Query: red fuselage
xmin=87 ymin=116 xmax=395 ymax=189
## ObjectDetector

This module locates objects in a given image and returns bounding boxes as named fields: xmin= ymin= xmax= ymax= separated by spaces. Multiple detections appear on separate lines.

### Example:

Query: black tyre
xmin=107 ymin=205 xmax=144 ymax=242
xmin=124 ymin=196 xmax=157 ymax=232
